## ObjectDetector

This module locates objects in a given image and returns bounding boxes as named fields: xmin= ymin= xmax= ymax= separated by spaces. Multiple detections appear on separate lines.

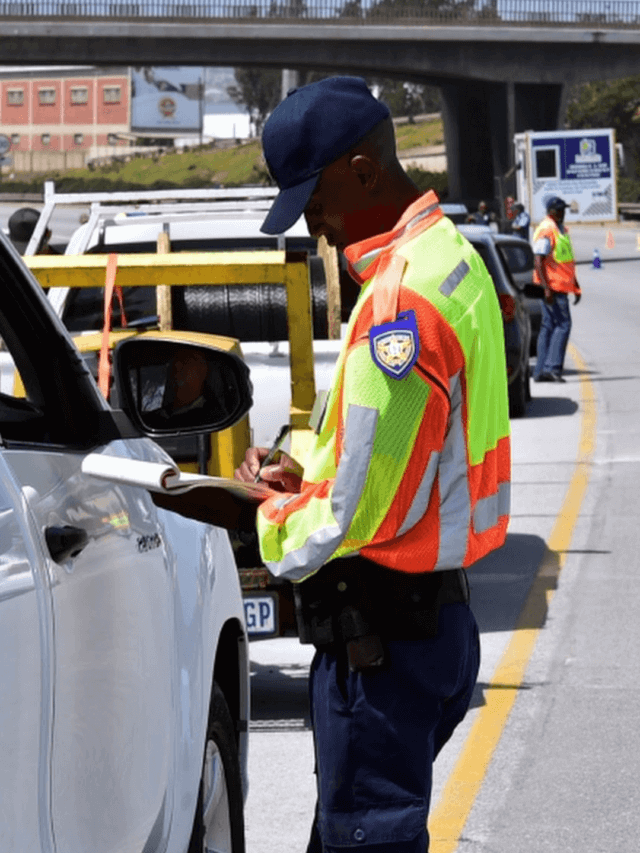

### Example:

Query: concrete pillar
xmin=440 ymin=80 xmax=566 ymax=212
xmin=281 ymin=69 xmax=299 ymax=101
xmin=440 ymin=81 xmax=495 ymax=203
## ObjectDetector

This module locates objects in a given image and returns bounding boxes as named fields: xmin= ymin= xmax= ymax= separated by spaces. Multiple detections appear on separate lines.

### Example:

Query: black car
xmin=458 ymin=225 xmax=534 ymax=418
xmin=492 ymin=233 xmax=541 ymax=355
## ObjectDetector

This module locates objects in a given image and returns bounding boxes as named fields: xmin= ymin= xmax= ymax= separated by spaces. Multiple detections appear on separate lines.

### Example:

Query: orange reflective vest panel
xmin=533 ymin=215 xmax=580 ymax=294
xmin=257 ymin=191 xmax=511 ymax=582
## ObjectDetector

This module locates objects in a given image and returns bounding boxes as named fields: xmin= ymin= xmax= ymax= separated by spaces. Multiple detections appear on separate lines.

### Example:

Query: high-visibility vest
xmin=257 ymin=191 xmax=511 ymax=582
xmin=533 ymin=216 xmax=580 ymax=294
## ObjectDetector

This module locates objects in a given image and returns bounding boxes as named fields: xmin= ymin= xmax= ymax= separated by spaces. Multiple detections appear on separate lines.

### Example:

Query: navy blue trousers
xmin=305 ymin=602 xmax=480 ymax=853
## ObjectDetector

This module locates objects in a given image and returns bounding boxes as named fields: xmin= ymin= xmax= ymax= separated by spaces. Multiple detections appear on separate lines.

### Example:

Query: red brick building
xmin=0 ymin=66 xmax=130 ymax=156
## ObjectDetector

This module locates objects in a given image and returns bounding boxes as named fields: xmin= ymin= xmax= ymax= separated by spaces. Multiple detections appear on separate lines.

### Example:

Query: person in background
xmin=511 ymin=203 xmax=531 ymax=240
xmin=471 ymin=199 xmax=492 ymax=225
xmin=533 ymin=196 xmax=582 ymax=383
xmin=7 ymin=207 xmax=58 ymax=255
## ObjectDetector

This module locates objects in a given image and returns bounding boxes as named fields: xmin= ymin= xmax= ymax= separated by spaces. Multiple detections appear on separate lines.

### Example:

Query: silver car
xmin=0 ymin=231 xmax=250 ymax=853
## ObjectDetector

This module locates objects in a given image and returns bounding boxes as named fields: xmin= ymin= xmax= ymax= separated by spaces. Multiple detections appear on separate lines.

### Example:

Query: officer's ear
xmin=349 ymin=153 xmax=379 ymax=193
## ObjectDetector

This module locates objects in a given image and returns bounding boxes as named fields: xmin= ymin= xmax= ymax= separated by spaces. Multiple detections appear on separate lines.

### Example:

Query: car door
xmin=0 ymin=451 xmax=52 ymax=853
xmin=0 ymin=237 xmax=176 ymax=853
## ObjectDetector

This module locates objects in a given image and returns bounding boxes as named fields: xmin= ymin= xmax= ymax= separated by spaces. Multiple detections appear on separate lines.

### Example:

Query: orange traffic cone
xmin=606 ymin=230 xmax=615 ymax=249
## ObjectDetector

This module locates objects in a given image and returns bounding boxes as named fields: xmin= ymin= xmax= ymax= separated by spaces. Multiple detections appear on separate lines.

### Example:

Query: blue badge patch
xmin=369 ymin=310 xmax=420 ymax=380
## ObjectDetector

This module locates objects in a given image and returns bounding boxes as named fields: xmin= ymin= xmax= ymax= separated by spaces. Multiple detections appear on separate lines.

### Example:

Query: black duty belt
xmin=293 ymin=556 xmax=470 ymax=662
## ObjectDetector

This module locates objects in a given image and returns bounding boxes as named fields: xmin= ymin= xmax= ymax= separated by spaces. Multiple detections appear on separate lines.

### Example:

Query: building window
xmin=70 ymin=86 xmax=89 ymax=105
xmin=11 ymin=134 xmax=20 ymax=145
xmin=103 ymin=86 xmax=121 ymax=104
xmin=39 ymin=88 xmax=56 ymax=105
xmin=74 ymin=133 xmax=84 ymax=145
xmin=41 ymin=133 xmax=51 ymax=146
xmin=107 ymin=133 xmax=119 ymax=145
xmin=7 ymin=89 xmax=24 ymax=106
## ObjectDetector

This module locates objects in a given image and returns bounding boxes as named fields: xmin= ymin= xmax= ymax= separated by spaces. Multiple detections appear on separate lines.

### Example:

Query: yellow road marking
xmin=429 ymin=343 xmax=597 ymax=852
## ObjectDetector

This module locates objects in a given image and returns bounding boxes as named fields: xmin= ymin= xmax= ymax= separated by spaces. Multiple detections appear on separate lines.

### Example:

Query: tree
xmin=227 ymin=68 xmax=282 ymax=137
xmin=565 ymin=75 xmax=640 ymax=179
xmin=367 ymin=78 xmax=441 ymax=121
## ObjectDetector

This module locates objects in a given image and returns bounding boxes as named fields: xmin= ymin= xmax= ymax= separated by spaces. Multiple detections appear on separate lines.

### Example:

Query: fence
xmin=0 ymin=0 xmax=639 ymax=26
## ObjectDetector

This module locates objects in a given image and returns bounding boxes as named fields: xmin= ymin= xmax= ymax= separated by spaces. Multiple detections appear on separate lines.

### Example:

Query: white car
xmin=0 ymin=230 xmax=250 ymax=853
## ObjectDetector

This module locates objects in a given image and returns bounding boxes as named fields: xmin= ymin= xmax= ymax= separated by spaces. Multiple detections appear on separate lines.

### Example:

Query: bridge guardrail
xmin=1 ymin=0 xmax=639 ymax=27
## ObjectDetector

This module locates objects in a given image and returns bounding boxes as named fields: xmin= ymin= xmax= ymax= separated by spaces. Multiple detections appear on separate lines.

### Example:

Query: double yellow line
xmin=429 ymin=344 xmax=597 ymax=851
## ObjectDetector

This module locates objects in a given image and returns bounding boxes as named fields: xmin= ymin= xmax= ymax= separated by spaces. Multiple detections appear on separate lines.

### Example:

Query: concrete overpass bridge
xmin=2 ymin=1 xmax=640 ymax=202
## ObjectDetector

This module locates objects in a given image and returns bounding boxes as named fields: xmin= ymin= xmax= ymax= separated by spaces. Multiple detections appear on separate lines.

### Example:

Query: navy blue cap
xmin=546 ymin=196 xmax=568 ymax=212
xmin=260 ymin=76 xmax=391 ymax=235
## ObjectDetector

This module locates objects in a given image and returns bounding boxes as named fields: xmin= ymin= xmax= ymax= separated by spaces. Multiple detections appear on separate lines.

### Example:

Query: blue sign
xmin=532 ymin=133 xmax=612 ymax=182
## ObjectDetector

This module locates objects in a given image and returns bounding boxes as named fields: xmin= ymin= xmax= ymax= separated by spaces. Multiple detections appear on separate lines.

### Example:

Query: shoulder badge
xmin=369 ymin=309 xmax=420 ymax=380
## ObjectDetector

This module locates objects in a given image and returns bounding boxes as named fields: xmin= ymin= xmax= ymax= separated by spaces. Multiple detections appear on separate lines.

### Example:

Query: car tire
xmin=508 ymin=370 xmax=527 ymax=418
xmin=188 ymin=682 xmax=245 ymax=853
xmin=524 ymin=361 xmax=532 ymax=402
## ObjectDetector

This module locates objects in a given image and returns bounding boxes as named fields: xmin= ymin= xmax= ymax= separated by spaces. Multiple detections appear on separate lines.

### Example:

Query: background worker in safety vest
xmin=230 ymin=77 xmax=511 ymax=853
xmin=532 ymin=196 xmax=582 ymax=383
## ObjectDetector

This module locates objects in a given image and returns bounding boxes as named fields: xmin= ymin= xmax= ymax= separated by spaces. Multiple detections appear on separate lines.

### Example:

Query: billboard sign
xmin=131 ymin=67 xmax=203 ymax=135
xmin=514 ymin=128 xmax=617 ymax=224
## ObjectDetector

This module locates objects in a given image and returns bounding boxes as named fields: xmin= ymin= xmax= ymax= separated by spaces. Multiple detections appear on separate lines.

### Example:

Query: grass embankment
xmin=1 ymin=116 xmax=447 ymax=194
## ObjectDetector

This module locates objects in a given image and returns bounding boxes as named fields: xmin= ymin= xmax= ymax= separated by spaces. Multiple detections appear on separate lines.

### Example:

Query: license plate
xmin=244 ymin=593 xmax=278 ymax=638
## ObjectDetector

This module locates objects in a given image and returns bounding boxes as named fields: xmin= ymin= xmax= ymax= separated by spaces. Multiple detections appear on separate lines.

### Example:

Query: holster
xmin=293 ymin=557 xmax=470 ymax=672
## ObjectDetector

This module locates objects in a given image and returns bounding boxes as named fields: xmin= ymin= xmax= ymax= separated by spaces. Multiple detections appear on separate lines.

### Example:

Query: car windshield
xmin=469 ymin=240 xmax=510 ymax=295
xmin=497 ymin=243 xmax=533 ymax=275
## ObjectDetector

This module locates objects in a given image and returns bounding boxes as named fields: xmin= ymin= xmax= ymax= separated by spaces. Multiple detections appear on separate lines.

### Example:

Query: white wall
xmin=203 ymin=111 xmax=251 ymax=141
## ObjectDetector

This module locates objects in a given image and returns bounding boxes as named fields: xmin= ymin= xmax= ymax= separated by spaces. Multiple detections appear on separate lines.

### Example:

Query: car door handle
xmin=45 ymin=525 xmax=89 ymax=564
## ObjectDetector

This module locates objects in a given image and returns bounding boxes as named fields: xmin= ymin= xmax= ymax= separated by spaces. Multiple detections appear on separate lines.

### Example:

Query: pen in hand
xmin=254 ymin=424 xmax=293 ymax=483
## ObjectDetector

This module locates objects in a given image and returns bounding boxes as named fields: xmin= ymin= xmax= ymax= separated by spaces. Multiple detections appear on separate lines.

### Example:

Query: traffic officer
xmin=532 ymin=196 xmax=582 ymax=383
xmin=233 ymin=77 xmax=511 ymax=853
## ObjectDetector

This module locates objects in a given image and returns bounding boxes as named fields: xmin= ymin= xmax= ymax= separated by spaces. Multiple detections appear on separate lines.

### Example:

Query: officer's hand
xmin=574 ymin=292 xmax=582 ymax=305
xmin=544 ymin=287 xmax=555 ymax=305
xmin=235 ymin=446 xmax=268 ymax=483
xmin=235 ymin=448 xmax=303 ymax=493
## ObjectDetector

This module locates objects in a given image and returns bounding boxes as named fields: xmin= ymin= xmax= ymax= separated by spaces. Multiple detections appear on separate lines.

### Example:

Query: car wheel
xmin=508 ymin=370 xmax=527 ymax=418
xmin=188 ymin=682 xmax=245 ymax=853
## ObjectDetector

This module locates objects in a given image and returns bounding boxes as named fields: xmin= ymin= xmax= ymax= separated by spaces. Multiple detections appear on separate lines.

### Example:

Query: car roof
xmin=457 ymin=223 xmax=494 ymax=237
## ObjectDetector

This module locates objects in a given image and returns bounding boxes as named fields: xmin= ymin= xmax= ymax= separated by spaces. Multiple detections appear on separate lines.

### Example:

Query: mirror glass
xmin=115 ymin=338 xmax=253 ymax=436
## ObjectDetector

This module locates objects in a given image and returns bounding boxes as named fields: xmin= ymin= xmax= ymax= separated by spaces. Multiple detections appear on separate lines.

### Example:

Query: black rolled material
xmin=171 ymin=255 xmax=329 ymax=342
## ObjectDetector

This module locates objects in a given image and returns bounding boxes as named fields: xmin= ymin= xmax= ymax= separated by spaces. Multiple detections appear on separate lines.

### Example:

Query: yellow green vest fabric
xmin=257 ymin=192 xmax=511 ymax=582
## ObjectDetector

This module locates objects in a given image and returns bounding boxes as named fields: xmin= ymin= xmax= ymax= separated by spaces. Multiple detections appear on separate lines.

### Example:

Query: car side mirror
xmin=522 ymin=283 xmax=545 ymax=299
xmin=114 ymin=337 xmax=253 ymax=437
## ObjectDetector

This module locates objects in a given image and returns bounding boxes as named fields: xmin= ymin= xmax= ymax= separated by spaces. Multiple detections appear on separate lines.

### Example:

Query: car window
xmin=62 ymin=234 xmax=319 ymax=333
xmin=469 ymin=239 xmax=515 ymax=294
xmin=0 ymin=238 xmax=106 ymax=446
xmin=65 ymin=285 xmax=157 ymax=332
xmin=497 ymin=243 xmax=533 ymax=275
